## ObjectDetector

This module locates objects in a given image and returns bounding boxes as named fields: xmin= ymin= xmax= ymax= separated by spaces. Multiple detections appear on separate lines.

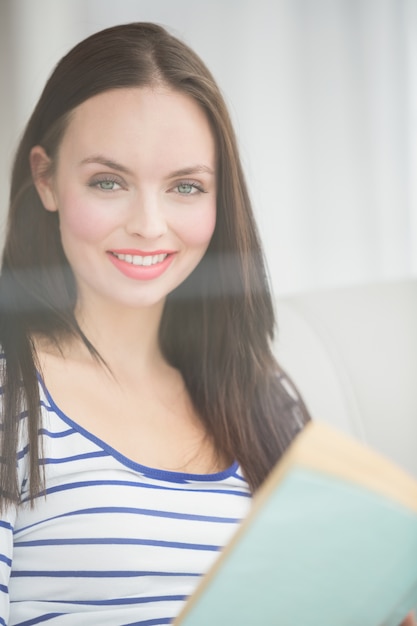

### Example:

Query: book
xmin=174 ymin=420 xmax=417 ymax=626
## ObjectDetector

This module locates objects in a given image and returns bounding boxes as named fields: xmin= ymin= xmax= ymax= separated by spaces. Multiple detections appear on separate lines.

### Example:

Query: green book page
xmin=176 ymin=467 xmax=417 ymax=626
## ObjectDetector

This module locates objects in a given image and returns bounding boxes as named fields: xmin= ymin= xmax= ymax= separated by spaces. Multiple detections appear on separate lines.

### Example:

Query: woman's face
xmin=32 ymin=87 xmax=217 ymax=312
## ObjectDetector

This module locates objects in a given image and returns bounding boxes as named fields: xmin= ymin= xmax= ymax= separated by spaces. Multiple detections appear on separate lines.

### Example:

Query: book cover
xmin=175 ymin=421 xmax=417 ymax=626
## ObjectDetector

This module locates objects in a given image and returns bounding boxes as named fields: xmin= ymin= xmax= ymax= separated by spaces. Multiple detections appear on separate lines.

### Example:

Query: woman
xmin=0 ymin=22 xmax=309 ymax=625
xmin=0 ymin=22 xmax=413 ymax=626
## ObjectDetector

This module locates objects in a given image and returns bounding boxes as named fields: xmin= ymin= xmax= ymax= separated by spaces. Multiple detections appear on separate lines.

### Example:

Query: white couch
xmin=274 ymin=279 xmax=417 ymax=479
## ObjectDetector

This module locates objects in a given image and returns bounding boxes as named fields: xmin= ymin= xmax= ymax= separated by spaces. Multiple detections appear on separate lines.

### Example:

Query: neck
xmin=72 ymin=296 xmax=166 ymax=373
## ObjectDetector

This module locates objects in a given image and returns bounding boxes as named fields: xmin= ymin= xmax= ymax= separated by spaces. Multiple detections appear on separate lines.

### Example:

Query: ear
xmin=30 ymin=146 xmax=58 ymax=212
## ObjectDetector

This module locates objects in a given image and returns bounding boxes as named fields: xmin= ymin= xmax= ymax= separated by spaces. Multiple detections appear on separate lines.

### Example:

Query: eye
xmin=89 ymin=175 xmax=124 ymax=192
xmin=97 ymin=180 xmax=120 ymax=191
xmin=174 ymin=181 xmax=205 ymax=195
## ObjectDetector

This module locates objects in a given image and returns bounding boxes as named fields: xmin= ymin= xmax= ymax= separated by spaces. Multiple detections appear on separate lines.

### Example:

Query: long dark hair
xmin=0 ymin=22 xmax=310 ymax=508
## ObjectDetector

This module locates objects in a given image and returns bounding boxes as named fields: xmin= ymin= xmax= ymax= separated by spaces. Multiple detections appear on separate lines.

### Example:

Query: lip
xmin=110 ymin=249 xmax=174 ymax=256
xmin=107 ymin=249 xmax=176 ymax=281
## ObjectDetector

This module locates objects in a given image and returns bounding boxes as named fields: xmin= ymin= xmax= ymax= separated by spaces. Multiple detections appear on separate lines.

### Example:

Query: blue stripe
xmin=40 ymin=450 xmax=109 ymax=464
xmin=67 ymin=505 xmax=240 ymax=523
xmin=39 ymin=401 xmax=61 ymax=414
xmin=0 ymin=553 xmax=12 ymax=567
xmin=49 ymin=594 xmax=186 ymax=606
xmin=0 ymin=617 xmax=6 ymax=626
xmin=0 ymin=520 xmax=13 ymax=531
xmin=0 ymin=410 xmax=30 ymax=424
xmin=15 ymin=537 xmax=220 ymax=551
xmin=123 ymin=617 xmax=174 ymax=626
xmin=60 ymin=505 xmax=238 ymax=523
xmin=14 ymin=506 xmax=240 ymax=538
xmin=17 ymin=444 xmax=30 ymax=460
xmin=11 ymin=570 xmax=200 ymax=578
xmin=14 ymin=505 xmax=239 ymax=537
xmin=30 ymin=478 xmax=251 ymax=499
xmin=38 ymin=427 xmax=75 ymax=438
xmin=0 ymin=584 xmax=8 ymax=593
xmin=14 ymin=614 xmax=64 ymax=626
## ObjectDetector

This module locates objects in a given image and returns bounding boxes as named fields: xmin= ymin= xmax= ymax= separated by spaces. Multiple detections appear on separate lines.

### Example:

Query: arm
xmin=0 ymin=507 xmax=17 ymax=626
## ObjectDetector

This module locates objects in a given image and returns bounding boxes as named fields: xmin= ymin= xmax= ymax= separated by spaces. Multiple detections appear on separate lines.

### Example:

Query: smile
xmin=108 ymin=250 xmax=175 ymax=281
xmin=112 ymin=252 xmax=168 ymax=266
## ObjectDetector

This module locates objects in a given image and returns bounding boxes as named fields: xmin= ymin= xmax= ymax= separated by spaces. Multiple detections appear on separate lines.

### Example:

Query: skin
xmin=32 ymin=86 xmax=217 ymax=314
xmin=30 ymin=86 xmax=223 ymax=473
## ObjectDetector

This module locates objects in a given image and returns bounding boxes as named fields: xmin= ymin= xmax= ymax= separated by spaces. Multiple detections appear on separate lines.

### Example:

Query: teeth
xmin=114 ymin=253 xmax=168 ymax=266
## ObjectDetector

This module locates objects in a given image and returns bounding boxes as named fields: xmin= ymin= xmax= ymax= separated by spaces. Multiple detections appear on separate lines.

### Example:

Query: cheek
xmin=178 ymin=206 xmax=217 ymax=248
xmin=58 ymin=194 xmax=116 ymax=243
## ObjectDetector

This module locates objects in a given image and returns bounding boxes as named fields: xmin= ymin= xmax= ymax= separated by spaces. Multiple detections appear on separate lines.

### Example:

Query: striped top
xmin=0 ymin=374 xmax=252 ymax=625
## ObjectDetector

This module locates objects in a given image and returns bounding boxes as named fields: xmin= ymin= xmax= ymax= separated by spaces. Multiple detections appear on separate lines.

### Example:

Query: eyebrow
xmin=168 ymin=165 xmax=215 ymax=177
xmin=80 ymin=156 xmax=132 ymax=174
xmin=80 ymin=155 xmax=215 ymax=178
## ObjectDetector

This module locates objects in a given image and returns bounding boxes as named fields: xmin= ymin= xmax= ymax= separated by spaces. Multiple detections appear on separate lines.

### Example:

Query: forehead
xmin=59 ymin=87 xmax=216 ymax=167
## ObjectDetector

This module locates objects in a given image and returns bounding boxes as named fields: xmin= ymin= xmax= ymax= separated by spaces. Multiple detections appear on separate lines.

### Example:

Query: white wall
xmin=0 ymin=0 xmax=416 ymax=296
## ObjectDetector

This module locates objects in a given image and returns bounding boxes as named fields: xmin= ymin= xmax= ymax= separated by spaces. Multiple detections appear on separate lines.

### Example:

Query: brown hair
xmin=0 ymin=22 xmax=310 ymax=508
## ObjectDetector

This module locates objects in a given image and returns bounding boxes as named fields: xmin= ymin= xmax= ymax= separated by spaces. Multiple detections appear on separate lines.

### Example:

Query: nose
xmin=125 ymin=193 xmax=168 ymax=240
